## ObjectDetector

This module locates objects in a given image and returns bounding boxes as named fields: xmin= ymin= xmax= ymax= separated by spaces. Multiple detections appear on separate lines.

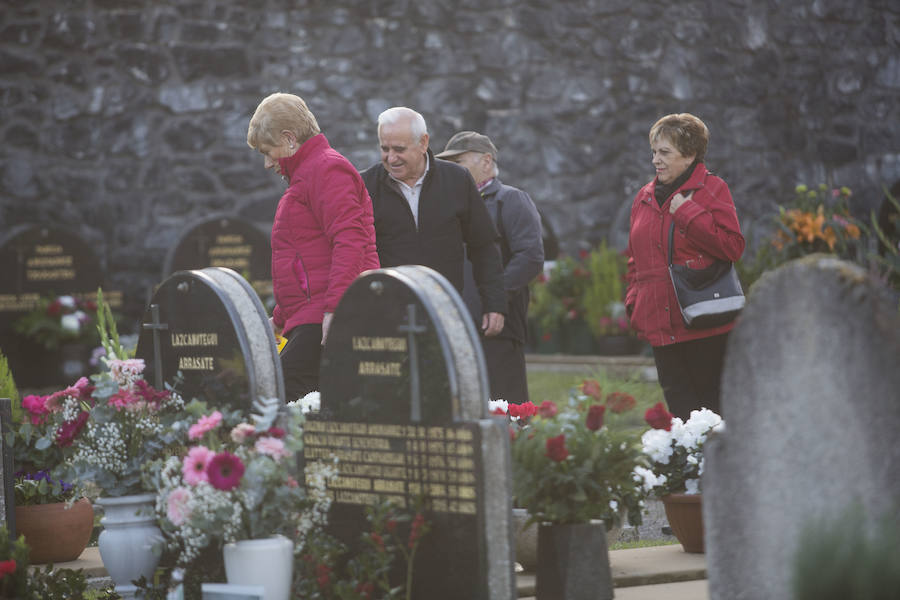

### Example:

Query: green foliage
xmin=793 ymin=503 xmax=900 ymax=600
xmin=14 ymin=472 xmax=76 ymax=506
xmin=294 ymin=499 xmax=429 ymax=600
xmin=509 ymin=386 xmax=646 ymax=527
xmin=0 ymin=524 xmax=118 ymax=599
xmin=95 ymin=288 xmax=126 ymax=361
xmin=0 ymin=351 xmax=18 ymax=421
xmin=526 ymin=370 xmax=663 ymax=422
xmin=530 ymin=245 xmax=634 ymax=339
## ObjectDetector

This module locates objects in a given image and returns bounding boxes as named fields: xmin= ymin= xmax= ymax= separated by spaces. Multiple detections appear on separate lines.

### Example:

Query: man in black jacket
xmin=361 ymin=107 xmax=506 ymax=337
xmin=437 ymin=131 xmax=544 ymax=404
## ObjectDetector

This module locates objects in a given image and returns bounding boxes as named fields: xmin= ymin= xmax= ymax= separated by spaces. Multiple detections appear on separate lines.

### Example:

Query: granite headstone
xmin=163 ymin=216 xmax=272 ymax=302
xmin=135 ymin=267 xmax=283 ymax=408
xmin=704 ymin=256 xmax=900 ymax=600
xmin=0 ymin=224 xmax=122 ymax=386
xmin=308 ymin=265 xmax=516 ymax=600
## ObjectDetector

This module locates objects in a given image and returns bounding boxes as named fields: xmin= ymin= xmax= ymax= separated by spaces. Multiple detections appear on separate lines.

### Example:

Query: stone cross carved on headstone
xmin=397 ymin=303 xmax=427 ymax=423
xmin=135 ymin=267 xmax=284 ymax=408
xmin=141 ymin=303 xmax=169 ymax=390
xmin=704 ymin=256 xmax=900 ymax=600
xmin=312 ymin=265 xmax=515 ymax=600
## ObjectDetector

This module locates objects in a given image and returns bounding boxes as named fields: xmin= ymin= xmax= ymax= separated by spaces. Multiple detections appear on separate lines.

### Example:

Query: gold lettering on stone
xmin=25 ymin=256 xmax=73 ymax=267
xmin=170 ymin=333 xmax=219 ymax=347
xmin=211 ymin=258 xmax=250 ymax=269
xmin=26 ymin=268 xmax=75 ymax=281
xmin=352 ymin=336 xmax=408 ymax=351
xmin=34 ymin=245 xmax=63 ymax=254
xmin=215 ymin=234 xmax=243 ymax=244
xmin=177 ymin=356 xmax=215 ymax=370
xmin=358 ymin=361 xmax=402 ymax=376
xmin=208 ymin=244 xmax=252 ymax=256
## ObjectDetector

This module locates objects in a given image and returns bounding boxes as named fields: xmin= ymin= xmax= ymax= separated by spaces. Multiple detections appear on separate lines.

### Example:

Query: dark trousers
xmin=483 ymin=336 xmax=530 ymax=405
xmin=280 ymin=323 xmax=322 ymax=402
xmin=652 ymin=332 xmax=730 ymax=420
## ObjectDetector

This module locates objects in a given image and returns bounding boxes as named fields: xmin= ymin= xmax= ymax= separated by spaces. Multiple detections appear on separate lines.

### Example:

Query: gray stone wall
xmin=1 ymin=0 xmax=899 ymax=320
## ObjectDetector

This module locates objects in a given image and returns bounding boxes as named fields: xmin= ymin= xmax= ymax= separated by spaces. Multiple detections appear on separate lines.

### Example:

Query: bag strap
xmin=667 ymin=221 xmax=676 ymax=267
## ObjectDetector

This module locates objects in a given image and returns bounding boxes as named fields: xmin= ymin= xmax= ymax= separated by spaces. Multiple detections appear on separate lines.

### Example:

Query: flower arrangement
xmin=739 ymin=183 xmax=865 ymax=289
xmin=14 ymin=471 xmax=76 ymax=506
xmin=502 ymin=379 xmax=647 ymax=527
xmin=12 ymin=294 xmax=100 ymax=351
xmin=14 ymin=290 xmax=186 ymax=498
xmin=151 ymin=399 xmax=321 ymax=575
xmin=633 ymin=404 xmax=724 ymax=497
xmin=530 ymin=244 xmax=634 ymax=346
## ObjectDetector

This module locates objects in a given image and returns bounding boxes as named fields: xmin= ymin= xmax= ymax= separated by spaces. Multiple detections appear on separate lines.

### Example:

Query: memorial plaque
xmin=163 ymin=216 xmax=272 ymax=300
xmin=0 ymin=225 xmax=122 ymax=386
xmin=311 ymin=266 xmax=515 ymax=600
xmin=135 ymin=267 xmax=284 ymax=408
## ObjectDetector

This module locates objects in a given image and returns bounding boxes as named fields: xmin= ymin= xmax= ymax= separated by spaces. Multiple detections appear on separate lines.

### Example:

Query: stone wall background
xmin=1 ymin=0 xmax=899 ymax=321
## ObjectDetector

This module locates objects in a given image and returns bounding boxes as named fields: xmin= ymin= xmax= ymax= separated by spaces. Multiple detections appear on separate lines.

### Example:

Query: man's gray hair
xmin=378 ymin=106 xmax=428 ymax=142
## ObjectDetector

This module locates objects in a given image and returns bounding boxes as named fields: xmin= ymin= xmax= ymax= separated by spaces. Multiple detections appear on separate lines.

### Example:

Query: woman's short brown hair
xmin=247 ymin=93 xmax=321 ymax=149
xmin=649 ymin=113 xmax=709 ymax=161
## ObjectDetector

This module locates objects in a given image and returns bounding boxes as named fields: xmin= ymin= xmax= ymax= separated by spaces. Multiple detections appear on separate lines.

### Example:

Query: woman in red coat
xmin=247 ymin=93 xmax=380 ymax=401
xmin=625 ymin=113 xmax=744 ymax=419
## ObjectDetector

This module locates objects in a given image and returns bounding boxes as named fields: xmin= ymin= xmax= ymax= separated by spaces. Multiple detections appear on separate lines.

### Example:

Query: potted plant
xmin=499 ymin=380 xmax=647 ymax=600
xmin=633 ymin=403 xmax=724 ymax=553
xmin=13 ymin=471 xmax=94 ymax=565
xmin=149 ymin=400 xmax=323 ymax=600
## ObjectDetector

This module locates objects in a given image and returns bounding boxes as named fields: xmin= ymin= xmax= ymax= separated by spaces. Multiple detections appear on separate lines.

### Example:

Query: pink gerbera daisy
xmin=206 ymin=452 xmax=245 ymax=491
xmin=188 ymin=411 xmax=223 ymax=441
xmin=255 ymin=436 xmax=290 ymax=461
xmin=182 ymin=446 xmax=213 ymax=486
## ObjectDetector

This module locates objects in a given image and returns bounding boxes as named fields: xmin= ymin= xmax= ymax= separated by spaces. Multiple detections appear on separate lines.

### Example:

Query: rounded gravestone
xmin=135 ymin=267 xmax=283 ymax=407
xmin=319 ymin=265 xmax=490 ymax=423
xmin=162 ymin=215 xmax=272 ymax=299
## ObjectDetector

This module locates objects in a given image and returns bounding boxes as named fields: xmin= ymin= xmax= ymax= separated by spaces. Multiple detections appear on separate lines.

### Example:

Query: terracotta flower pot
xmin=15 ymin=497 xmax=94 ymax=564
xmin=661 ymin=493 xmax=704 ymax=553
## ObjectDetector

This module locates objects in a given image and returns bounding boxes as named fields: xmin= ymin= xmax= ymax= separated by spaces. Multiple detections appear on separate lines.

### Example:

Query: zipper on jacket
xmin=292 ymin=254 xmax=311 ymax=301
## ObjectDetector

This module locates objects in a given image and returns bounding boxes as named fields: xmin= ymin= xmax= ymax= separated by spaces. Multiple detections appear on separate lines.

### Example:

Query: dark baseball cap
xmin=435 ymin=131 xmax=499 ymax=160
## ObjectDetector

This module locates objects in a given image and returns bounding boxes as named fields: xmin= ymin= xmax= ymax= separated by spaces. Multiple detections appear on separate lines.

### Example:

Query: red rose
xmin=578 ymin=249 xmax=590 ymax=259
xmin=0 ymin=558 xmax=16 ymax=576
xmin=370 ymin=532 xmax=385 ymax=552
xmin=645 ymin=402 xmax=674 ymax=431
xmin=538 ymin=401 xmax=558 ymax=419
xmin=581 ymin=379 xmax=602 ymax=400
xmin=408 ymin=513 xmax=426 ymax=549
xmin=541 ymin=332 xmax=552 ymax=342
xmin=508 ymin=401 xmax=537 ymax=419
xmin=545 ymin=434 xmax=569 ymax=462
xmin=316 ymin=563 xmax=331 ymax=588
xmin=606 ymin=392 xmax=636 ymax=413
xmin=266 ymin=426 xmax=286 ymax=439
xmin=585 ymin=404 xmax=606 ymax=431
xmin=46 ymin=300 xmax=62 ymax=316
xmin=385 ymin=519 xmax=398 ymax=533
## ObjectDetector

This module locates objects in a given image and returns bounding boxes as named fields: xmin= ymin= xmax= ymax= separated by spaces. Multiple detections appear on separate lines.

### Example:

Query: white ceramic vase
xmin=223 ymin=535 xmax=294 ymax=600
xmin=96 ymin=493 xmax=163 ymax=600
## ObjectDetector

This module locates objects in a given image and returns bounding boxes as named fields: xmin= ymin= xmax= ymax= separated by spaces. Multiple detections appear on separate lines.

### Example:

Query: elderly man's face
xmin=379 ymin=119 xmax=428 ymax=186
xmin=447 ymin=151 xmax=491 ymax=185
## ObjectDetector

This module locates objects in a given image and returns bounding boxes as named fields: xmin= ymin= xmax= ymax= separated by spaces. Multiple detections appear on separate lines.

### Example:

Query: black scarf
xmin=654 ymin=159 xmax=700 ymax=208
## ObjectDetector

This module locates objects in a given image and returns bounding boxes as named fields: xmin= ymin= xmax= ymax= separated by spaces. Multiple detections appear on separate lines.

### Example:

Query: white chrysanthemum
xmin=488 ymin=399 xmax=508 ymax=415
xmin=632 ymin=465 xmax=667 ymax=493
xmin=288 ymin=390 xmax=320 ymax=414
xmin=60 ymin=313 xmax=81 ymax=332
xmin=641 ymin=428 xmax=674 ymax=464
xmin=684 ymin=478 xmax=701 ymax=495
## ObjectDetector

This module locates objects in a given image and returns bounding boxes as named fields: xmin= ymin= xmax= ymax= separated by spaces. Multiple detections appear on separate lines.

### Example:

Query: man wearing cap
xmin=361 ymin=107 xmax=507 ymax=337
xmin=437 ymin=131 xmax=544 ymax=404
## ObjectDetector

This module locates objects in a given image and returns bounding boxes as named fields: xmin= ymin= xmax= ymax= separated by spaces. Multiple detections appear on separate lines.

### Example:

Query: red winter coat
xmin=271 ymin=134 xmax=379 ymax=335
xmin=625 ymin=164 xmax=744 ymax=347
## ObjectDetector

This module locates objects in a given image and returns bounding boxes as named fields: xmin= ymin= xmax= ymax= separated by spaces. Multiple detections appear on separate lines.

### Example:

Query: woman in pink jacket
xmin=247 ymin=93 xmax=379 ymax=401
xmin=625 ymin=113 xmax=744 ymax=419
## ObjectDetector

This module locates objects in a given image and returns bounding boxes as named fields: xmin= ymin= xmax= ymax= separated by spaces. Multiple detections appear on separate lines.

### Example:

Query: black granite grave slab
xmin=0 ymin=225 xmax=122 ymax=387
xmin=311 ymin=265 xmax=515 ymax=600
xmin=135 ymin=267 xmax=283 ymax=408
xmin=163 ymin=216 xmax=272 ymax=300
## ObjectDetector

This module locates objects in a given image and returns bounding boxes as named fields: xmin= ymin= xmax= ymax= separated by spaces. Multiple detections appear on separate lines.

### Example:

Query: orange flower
xmin=822 ymin=226 xmax=838 ymax=250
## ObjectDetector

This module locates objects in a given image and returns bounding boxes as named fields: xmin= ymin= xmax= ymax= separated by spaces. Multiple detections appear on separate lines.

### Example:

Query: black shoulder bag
xmin=667 ymin=222 xmax=745 ymax=329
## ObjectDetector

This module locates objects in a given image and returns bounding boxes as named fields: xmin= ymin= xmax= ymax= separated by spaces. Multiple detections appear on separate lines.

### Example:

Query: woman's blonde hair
xmin=247 ymin=93 xmax=320 ymax=149
xmin=649 ymin=113 xmax=709 ymax=161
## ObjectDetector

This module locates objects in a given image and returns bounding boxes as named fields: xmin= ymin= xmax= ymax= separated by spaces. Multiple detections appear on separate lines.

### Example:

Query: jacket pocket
xmin=292 ymin=254 xmax=311 ymax=301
